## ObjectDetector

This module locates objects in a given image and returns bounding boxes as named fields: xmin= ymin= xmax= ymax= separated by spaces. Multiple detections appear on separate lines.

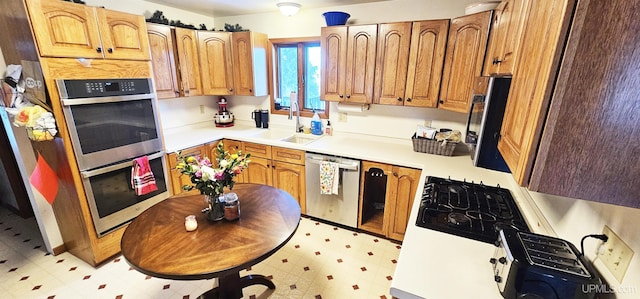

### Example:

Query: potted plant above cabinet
xmin=147 ymin=24 xmax=202 ymax=98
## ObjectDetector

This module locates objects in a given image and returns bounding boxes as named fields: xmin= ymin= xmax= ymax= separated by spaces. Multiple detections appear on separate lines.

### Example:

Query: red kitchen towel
xmin=30 ymin=152 xmax=59 ymax=204
xmin=131 ymin=156 xmax=158 ymax=196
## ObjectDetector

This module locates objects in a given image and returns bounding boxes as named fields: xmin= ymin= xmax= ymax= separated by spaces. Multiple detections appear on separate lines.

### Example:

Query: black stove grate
xmin=415 ymin=176 xmax=530 ymax=243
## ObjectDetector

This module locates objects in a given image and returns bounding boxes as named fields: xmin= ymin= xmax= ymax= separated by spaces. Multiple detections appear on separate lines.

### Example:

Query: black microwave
xmin=465 ymin=77 xmax=511 ymax=173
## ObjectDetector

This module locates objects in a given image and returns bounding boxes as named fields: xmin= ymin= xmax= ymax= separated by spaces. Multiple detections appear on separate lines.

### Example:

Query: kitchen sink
xmin=280 ymin=134 xmax=322 ymax=145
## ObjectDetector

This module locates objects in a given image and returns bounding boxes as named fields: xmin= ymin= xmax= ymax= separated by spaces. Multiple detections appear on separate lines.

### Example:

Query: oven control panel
xmin=56 ymin=78 xmax=152 ymax=99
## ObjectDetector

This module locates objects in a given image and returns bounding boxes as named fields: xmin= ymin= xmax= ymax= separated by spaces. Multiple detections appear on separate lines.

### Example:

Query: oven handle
xmin=305 ymin=156 xmax=359 ymax=171
xmin=81 ymin=151 xmax=165 ymax=178
xmin=61 ymin=93 xmax=156 ymax=106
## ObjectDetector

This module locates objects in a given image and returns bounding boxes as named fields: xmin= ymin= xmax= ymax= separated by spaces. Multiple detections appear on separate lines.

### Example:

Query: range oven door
xmin=81 ymin=151 xmax=169 ymax=237
xmin=57 ymin=78 xmax=163 ymax=171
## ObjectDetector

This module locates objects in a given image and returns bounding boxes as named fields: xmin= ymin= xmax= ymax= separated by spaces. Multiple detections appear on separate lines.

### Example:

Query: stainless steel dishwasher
xmin=305 ymin=153 xmax=360 ymax=228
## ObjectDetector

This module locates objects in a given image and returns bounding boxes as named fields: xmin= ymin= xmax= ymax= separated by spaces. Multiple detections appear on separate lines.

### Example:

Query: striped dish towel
xmin=131 ymin=156 xmax=158 ymax=196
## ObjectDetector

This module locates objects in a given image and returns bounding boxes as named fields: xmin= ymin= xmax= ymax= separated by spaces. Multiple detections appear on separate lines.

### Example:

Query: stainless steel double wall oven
xmin=56 ymin=78 xmax=169 ymax=236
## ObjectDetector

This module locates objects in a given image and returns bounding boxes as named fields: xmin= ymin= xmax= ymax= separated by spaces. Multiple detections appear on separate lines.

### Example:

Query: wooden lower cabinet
xmin=167 ymin=145 xmax=206 ymax=196
xmin=358 ymin=161 xmax=421 ymax=241
xmin=227 ymin=140 xmax=306 ymax=213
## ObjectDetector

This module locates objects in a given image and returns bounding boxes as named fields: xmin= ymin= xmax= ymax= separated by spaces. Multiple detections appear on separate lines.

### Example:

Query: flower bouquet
xmin=176 ymin=141 xmax=250 ymax=221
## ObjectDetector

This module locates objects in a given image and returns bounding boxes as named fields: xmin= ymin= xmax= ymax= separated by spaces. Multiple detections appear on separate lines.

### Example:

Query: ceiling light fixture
xmin=277 ymin=2 xmax=301 ymax=16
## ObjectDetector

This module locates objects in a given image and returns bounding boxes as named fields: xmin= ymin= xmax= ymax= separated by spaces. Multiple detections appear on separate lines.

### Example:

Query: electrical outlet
xmin=338 ymin=112 xmax=348 ymax=122
xmin=424 ymin=120 xmax=432 ymax=128
xmin=600 ymin=225 xmax=634 ymax=282
xmin=199 ymin=105 xmax=205 ymax=114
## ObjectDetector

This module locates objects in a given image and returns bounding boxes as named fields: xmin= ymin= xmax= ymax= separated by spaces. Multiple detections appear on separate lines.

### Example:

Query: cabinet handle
xmin=397 ymin=97 xmax=403 ymax=102
xmin=346 ymin=95 xmax=351 ymax=99
xmin=175 ymin=90 xmax=180 ymax=96
xmin=406 ymin=98 xmax=412 ymax=102
xmin=107 ymin=48 xmax=113 ymax=53
xmin=393 ymin=172 xmax=398 ymax=177
xmin=272 ymin=165 xmax=275 ymax=169
xmin=229 ymin=88 xmax=234 ymax=92
xmin=493 ymin=58 xmax=502 ymax=65
xmin=339 ymin=94 xmax=344 ymax=98
xmin=249 ymin=89 xmax=253 ymax=93
xmin=439 ymin=100 xmax=444 ymax=104
xmin=96 ymin=47 xmax=102 ymax=53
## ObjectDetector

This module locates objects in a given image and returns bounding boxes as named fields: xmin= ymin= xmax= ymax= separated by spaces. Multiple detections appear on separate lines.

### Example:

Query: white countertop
xmin=161 ymin=120 xmax=548 ymax=299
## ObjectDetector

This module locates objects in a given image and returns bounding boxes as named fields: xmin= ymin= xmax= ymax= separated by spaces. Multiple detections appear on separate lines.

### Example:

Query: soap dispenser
xmin=311 ymin=110 xmax=322 ymax=135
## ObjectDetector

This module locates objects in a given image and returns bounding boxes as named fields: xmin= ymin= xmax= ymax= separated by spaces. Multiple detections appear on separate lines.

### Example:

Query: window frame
xmin=269 ymin=37 xmax=328 ymax=119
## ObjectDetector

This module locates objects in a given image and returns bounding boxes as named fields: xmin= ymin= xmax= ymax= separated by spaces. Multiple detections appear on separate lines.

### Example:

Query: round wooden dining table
xmin=121 ymin=184 xmax=301 ymax=299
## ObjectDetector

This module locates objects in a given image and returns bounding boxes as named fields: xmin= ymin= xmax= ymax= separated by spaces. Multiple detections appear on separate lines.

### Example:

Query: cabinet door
xmin=175 ymin=27 xmax=202 ymax=97
xmin=374 ymin=22 xmax=412 ymax=106
xmin=147 ymin=23 xmax=179 ymax=99
xmin=95 ymin=8 xmax=150 ymax=61
xmin=320 ymin=26 xmax=348 ymax=102
xmin=358 ymin=161 xmax=393 ymax=236
xmin=483 ymin=0 xmax=527 ymax=76
xmin=387 ymin=166 xmax=421 ymax=241
xmin=345 ymin=25 xmax=378 ymax=104
xmin=498 ymin=0 xmax=572 ymax=184
xmin=439 ymin=11 xmax=492 ymax=113
xmin=25 ymin=0 xmax=103 ymax=59
xmin=273 ymin=161 xmax=306 ymax=214
xmin=198 ymin=31 xmax=234 ymax=95
xmin=232 ymin=32 xmax=268 ymax=96
xmin=244 ymin=157 xmax=272 ymax=186
xmin=405 ymin=20 xmax=449 ymax=108
xmin=168 ymin=146 xmax=205 ymax=196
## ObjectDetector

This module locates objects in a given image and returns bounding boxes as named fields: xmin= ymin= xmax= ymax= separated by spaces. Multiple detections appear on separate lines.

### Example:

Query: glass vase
xmin=203 ymin=193 xmax=225 ymax=221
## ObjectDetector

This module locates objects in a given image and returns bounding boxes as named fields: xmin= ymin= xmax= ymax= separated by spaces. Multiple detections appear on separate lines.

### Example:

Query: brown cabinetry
xmin=26 ymin=0 xmax=150 ymax=60
xmin=225 ymin=140 xmax=306 ymax=212
xmin=438 ymin=11 xmax=492 ymax=113
xmin=147 ymin=24 xmax=202 ymax=99
xmin=483 ymin=0 xmax=527 ymax=76
xmin=500 ymin=0 xmax=640 ymax=208
xmin=167 ymin=145 xmax=206 ymax=196
xmin=358 ymin=161 xmax=420 ymax=241
xmin=374 ymin=20 xmax=449 ymax=107
xmin=231 ymin=31 xmax=269 ymax=96
xmin=197 ymin=31 xmax=268 ymax=96
xmin=320 ymin=25 xmax=378 ymax=103
xmin=198 ymin=31 xmax=234 ymax=95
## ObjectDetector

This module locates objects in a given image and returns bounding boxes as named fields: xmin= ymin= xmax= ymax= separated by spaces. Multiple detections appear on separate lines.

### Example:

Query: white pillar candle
xmin=185 ymin=215 xmax=198 ymax=231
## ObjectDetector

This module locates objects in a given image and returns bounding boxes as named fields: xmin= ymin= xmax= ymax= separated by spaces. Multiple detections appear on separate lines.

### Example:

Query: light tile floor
xmin=0 ymin=206 xmax=401 ymax=298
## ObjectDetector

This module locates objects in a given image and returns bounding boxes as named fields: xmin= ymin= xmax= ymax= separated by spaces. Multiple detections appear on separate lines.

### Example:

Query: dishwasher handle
xmin=306 ymin=156 xmax=359 ymax=171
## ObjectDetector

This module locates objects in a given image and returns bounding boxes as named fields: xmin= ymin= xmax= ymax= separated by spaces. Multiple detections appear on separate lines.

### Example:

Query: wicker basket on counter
xmin=411 ymin=133 xmax=457 ymax=156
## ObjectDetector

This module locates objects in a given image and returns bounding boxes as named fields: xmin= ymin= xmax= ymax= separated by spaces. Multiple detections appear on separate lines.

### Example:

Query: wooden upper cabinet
xmin=374 ymin=22 xmax=412 ymax=105
xmin=26 ymin=0 xmax=102 ymax=59
xmin=439 ymin=11 xmax=492 ymax=113
xmin=95 ymin=8 xmax=150 ymax=60
xmin=231 ymin=32 xmax=268 ymax=96
xmin=404 ymin=20 xmax=449 ymax=108
xmin=498 ymin=0 xmax=574 ymax=185
xmin=321 ymin=25 xmax=377 ymax=103
xmin=147 ymin=23 xmax=179 ymax=98
xmin=25 ymin=0 xmax=150 ymax=60
xmin=198 ymin=31 xmax=234 ymax=95
xmin=174 ymin=27 xmax=202 ymax=97
xmin=374 ymin=20 xmax=449 ymax=107
xmin=483 ymin=0 xmax=527 ymax=76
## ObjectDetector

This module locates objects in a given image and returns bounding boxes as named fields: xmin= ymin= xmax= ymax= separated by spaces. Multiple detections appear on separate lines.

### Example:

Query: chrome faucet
xmin=289 ymin=101 xmax=304 ymax=133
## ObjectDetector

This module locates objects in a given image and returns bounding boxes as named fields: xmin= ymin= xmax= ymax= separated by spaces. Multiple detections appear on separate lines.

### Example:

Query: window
xmin=270 ymin=37 xmax=328 ymax=118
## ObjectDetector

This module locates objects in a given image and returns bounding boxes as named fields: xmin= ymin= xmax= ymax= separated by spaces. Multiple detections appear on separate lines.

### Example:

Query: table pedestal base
xmin=198 ymin=272 xmax=276 ymax=299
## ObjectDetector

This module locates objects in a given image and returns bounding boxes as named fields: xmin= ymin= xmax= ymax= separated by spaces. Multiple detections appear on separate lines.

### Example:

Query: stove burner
xmin=447 ymin=212 xmax=471 ymax=227
xmin=415 ymin=176 xmax=530 ymax=244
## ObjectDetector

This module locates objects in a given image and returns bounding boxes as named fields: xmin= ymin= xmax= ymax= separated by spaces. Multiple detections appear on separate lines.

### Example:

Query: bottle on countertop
xmin=311 ymin=110 xmax=322 ymax=135
xmin=325 ymin=120 xmax=333 ymax=136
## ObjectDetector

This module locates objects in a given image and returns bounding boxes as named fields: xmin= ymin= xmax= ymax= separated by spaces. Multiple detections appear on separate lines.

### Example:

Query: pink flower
xmin=195 ymin=170 xmax=202 ymax=178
